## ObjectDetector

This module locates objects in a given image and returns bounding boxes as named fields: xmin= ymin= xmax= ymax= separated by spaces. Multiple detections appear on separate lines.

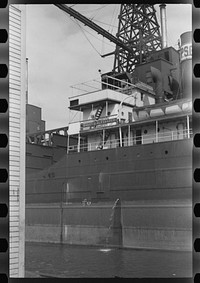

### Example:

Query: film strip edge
xmin=0 ymin=0 xmax=9 ymax=282
xmin=0 ymin=0 xmax=197 ymax=281
xmin=193 ymin=0 xmax=200 ymax=281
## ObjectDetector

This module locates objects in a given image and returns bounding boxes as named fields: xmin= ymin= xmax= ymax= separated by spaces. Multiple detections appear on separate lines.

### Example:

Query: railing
xmin=69 ymin=75 xmax=149 ymax=98
xmin=68 ymin=128 xmax=193 ymax=153
xmin=26 ymin=126 xmax=68 ymax=146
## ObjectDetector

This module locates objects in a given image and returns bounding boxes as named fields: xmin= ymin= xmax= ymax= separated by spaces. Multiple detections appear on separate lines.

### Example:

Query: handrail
xmin=26 ymin=126 xmax=68 ymax=146
xmin=69 ymin=75 xmax=139 ymax=98
xmin=68 ymin=128 xmax=193 ymax=153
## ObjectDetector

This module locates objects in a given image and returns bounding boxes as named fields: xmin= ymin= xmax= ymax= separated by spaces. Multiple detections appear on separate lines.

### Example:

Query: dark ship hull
xmin=26 ymin=138 xmax=192 ymax=203
xmin=25 ymin=138 xmax=192 ymax=251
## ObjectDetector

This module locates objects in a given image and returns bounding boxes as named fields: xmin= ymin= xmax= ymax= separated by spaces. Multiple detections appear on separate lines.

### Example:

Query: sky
xmin=25 ymin=4 xmax=192 ymax=130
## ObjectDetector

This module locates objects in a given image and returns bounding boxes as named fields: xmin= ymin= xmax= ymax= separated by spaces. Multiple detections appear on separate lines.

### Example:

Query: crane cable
xmin=109 ymin=5 xmax=118 ymax=35
xmin=92 ymin=19 xmax=117 ymax=29
xmin=75 ymin=19 xmax=102 ymax=56
xmin=89 ymin=4 xmax=109 ymax=20
xmin=100 ymin=4 xmax=117 ymax=55
xmin=90 ymin=5 xmax=119 ymax=56
xmin=101 ymin=36 xmax=105 ymax=55
xmin=58 ymin=5 xmax=116 ymax=56
xmin=76 ymin=4 xmax=108 ymax=15
xmin=86 ymin=4 xmax=117 ymax=55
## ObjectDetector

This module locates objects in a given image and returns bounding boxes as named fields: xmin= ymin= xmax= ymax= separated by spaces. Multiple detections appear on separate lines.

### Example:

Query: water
xmin=25 ymin=242 xmax=192 ymax=278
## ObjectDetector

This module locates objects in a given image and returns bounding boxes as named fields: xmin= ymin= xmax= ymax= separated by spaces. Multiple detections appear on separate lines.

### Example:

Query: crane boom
xmin=55 ymin=4 xmax=133 ymax=54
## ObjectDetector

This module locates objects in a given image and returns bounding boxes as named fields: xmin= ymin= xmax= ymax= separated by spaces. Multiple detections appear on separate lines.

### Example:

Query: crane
xmin=55 ymin=4 xmax=162 ymax=73
xmin=55 ymin=4 xmax=133 ymax=54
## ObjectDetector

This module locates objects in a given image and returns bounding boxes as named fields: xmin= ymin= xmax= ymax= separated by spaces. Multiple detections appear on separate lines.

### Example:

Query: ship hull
xmin=25 ymin=138 xmax=192 ymax=251
xmin=26 ymin=201 xmax=192 ymax=251
xmin=26 ymin=138 xmax=192 ymax=203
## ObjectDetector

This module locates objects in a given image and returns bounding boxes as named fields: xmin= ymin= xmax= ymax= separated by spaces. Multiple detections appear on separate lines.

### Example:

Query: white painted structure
xmin=68 ymin=86 xmax=156 ymax=136
xmin=9 ymin=5 xmax=26 ymax=277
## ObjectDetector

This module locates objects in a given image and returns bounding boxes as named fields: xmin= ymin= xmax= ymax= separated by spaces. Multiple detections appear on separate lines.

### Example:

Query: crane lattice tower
xmin=113 ymin=4 xmax=162 ymax=74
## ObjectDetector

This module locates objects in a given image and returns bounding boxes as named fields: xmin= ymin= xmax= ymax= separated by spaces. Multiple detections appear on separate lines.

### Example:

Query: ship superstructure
xmin=67 ymin=44 xmax=192 ymax=154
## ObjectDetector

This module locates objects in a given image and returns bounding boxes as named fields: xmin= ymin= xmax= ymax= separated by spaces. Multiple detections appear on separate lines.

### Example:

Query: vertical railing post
xmin=128 ymin=125 xmax=131 ymax=146
xmin=155 ymin=120 xmax=158 ymax=142
xmin=78 ymin=133 xmax=80 ymax=152
xmin=102 ymin=129 xmax=105 ymax=147
xmin=67 ymin=134 xmax=70 ymax=154
xmin=119 ymin=127 xmax=122 ymax=147
xmin=187 ymin=115 xmax=190 ymax=139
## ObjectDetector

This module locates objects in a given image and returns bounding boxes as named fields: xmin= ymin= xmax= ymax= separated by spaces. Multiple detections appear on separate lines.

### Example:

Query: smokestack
xmin=180 ymin=31 xmax=192 ymax=99
xmin=159 ymin=4 xmax=168 ymax=49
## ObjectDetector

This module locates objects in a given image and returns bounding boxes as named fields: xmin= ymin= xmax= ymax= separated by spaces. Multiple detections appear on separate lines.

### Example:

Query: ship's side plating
xmin=26 ymin=138 xmax=192 ymax=204
xmin=26 ymin=134 xmax=192 ymax=251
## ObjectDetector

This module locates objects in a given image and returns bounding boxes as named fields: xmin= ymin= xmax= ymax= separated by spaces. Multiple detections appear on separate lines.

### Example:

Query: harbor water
xmin=25 ymin=242 xmax=192 ymax=278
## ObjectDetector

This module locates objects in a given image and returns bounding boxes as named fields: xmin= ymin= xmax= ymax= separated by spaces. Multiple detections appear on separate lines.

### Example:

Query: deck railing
xmin=26 ymin=126 xmax=68 ymax=146
xmin=69 ymin=75 xmax=153 ymax=98
xmin=68 ymin=128 xmax=193 ymax=153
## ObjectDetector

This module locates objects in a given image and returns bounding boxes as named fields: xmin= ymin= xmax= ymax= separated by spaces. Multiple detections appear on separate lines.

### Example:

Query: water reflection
xmin=99 ymin=248 xmax=112 ymax=252
xmin=25 ymin=242 xmax=192 ymax=278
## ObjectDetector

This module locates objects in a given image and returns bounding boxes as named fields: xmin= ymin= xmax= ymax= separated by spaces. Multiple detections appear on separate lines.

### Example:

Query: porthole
xmin=144 ymin=129 xmax=147 ymax=134
xmin=106 ymin=157 xmax=109 ymax=160
xmin=157 ymin=128 xmax=160 ymax=132
xmin=78 ymin=159 xmax=81 ymax=163
xmin=165 ymin=150 xmax=168 ymax=155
